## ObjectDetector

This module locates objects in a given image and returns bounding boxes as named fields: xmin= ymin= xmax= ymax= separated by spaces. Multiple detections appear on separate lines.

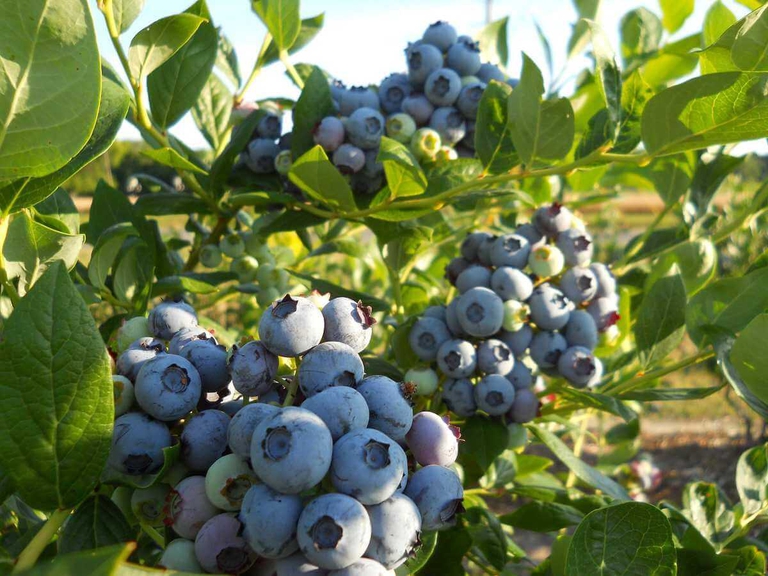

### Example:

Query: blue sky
xmin=95 ymin=0 xmax=766 ymax=154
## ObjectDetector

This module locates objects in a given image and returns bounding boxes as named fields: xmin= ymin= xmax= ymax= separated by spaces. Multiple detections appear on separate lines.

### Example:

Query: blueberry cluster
xmin=239 ymin=21 xmax=515 ymax=196
xmin=407 ymin=204 xmax=621 ymax=421
xmin=109 ymin=295 xmax=463 ymax=574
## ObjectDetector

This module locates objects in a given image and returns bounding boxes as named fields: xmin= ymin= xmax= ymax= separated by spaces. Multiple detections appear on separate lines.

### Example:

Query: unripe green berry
xmin=435 ymin=146 xmax=458 ymax=163
xmin=116 ymin=317 xmax=151 ymax=353
xmin=257 ymin=286 xmax=281 ymax=307
xmin=404 ymin=367 xmax=439 ymax=396
xmin=274 ymin=149 xmax=292 ymax=175
xmin=256 ymin=263 xmax=278 ymax=286
xmin=205 ymin=454 xmax=258 ymax=511
xmin=236 ymin=210 xmax=254 ymax=228
xmin=410 ymin=128 xmax=442 ymax=161
xmin=131 ymin=484 xmax=170 ymax=527
xmin=111 ymin=487 xmax=138 ymax=526
xmin=528 ymin=245 xmax=565 ymax=277
xmin=113 ymin=375 xmax=134 ymax=417
xmin=306 ymin=290 xmax=331 ymax=310
xmin=502 ymin=300 xmax=529 ymax=332
xmin=461 ymin=75 xmax=481 ymax=86
xmin=159 ymin=539 xmax=202 ymax=572
xmin=200 ymin=244 xmax=223 ymax=268
xmin=219 ymin=233 xmax=245 ymax=259
xmin=231 ymin=255 xmax=259 ymax=283
xmin=386 ymin=113 xmax=417 ymax=144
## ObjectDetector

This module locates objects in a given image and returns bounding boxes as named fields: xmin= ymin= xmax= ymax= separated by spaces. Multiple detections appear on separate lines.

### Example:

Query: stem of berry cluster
xmin=12 ymin=508 xmax=71 ymax=574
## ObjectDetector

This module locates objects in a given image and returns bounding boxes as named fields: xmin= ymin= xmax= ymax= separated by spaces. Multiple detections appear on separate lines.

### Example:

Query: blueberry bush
xmin=0 ymin=0 xmax=767 ymax=574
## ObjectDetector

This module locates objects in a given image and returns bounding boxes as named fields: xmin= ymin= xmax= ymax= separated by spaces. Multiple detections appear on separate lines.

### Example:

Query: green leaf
xmin=475 ymin=81 xmax=518 ymax=173
xmin=395 ymin=531 xmax=437 ymax=575
xmin=3 ymin=213 xmax=84 ymax=296
xmin=0 ymin=262 xmax=113 ymax=510
xmin=557 ymin=388 xmax=637 ymax=422
xmin=732 ymin=5 xmax=768 ymax=71
xmin=147 ymin=6 xmax=218 ymax=129
xmin=507 ymin=54 xmax=575 ymax=164
xmin=736 ymin=443 xmax=768 ymax=516
xmin=36 ymin=188 xmax=80 ymax=235
xmin=0 ymin=73 xmax=130 ymax=215
xmin=670 ymin=240 xmax=718 ymax=296
xmin=192 ymin=73 xmax=232 ymax=151
xmin=620 ymin=8 xmax=663 ymax=65
xmin=618 ymin=385 xmax=724 ymax=401
xmin=215 ymin=31 xmax=241 ymax=87
xmin=21 ymin=543 xmax=134 ymax=576
xmin=88 ymin=223 xmax=139 ymax=291
xmin=141 ymin=148 xmax=207 ymax=175
xmin=289 ymin=146 xmax=357 ymax=212
xmin=659 ymin=0 xmax=694 ymax=32
xmin=291 ymin=67 xmax=337 ymax=159
xmin=128 ymin=14 xmax=205 ymax=79
xmin=587 ymin=21 xmax=622 ymax=138
xmin=377 ymin=137 xmax=427 ymax=199
xmin=59 ymin=496 xmax=133 ymax=553
xmin=528 ymin=425 xmax=630 ymax=501
xmin=107 ymin=0 xmax=146 ymax=34
xmin=565 ymin=502 xmax=676 ymax=575
xmin=258 ymin=13 xmax=325 ymax=68
xmin=465 ymin=506 xmax=507 ymax=570
xmin=647 ymin=155 xmax=694 ymax=205
xmin=113 ymin=240 xmax=154 ymax=305
xmin=418 ymin=526 xmax=472 ymax=576
xmin=686 ymin=266 xmax=768 ymax=347
xmin=476 ymin=17 xmax=509 ymax=66
xmin=286 ymin=270 xmax=388 ymax=311
xmin=152 ymin=275 xmax=218 ymax=297
xmin=462 ymin=416 xmax=511 ymax=473
xmin=690 ymin=153 xmax=744 ymax=217
xmin=683 ymin=482 xmax=736 ymax=550
xmin=501 ymin=501 xmax=584 ymax=532
xmin=0 ymin=0 xmax=101 ymax=181
xmin=717 ymin=335 xmax=768 ymax=420
xmin=700 ymin=17 xmax=743 ymax=74
xmin=641 ymin=72 xmax=768 ymax=156
xmin=86 ymin=181 xmax=134 ymax=245
xmin=568 ymin=0 xmax=602 ymax=58
xmin=704 ymin=1 xmax=737 ymax=46
xmin=731 ymin=314 xmax=768 ymax=406
xmin=251 ymin=0 xmax=300 ymax=51
xmin=634 ymin=269 xmax=687 ymax=369
xmin=733 ymin=546 xmax=767 ymax=576
xmin=641 ymin=35 xmax=700 ymax=86
xmin=209 ymin=109 xmax=265 ymax=195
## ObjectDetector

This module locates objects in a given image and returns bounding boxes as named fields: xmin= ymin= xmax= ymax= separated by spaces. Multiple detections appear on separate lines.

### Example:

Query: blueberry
xmin=442 ymin=378 xmax=477 ymax=417
xmin=422 ymin=21 xmax=458 ymax=52
xmin=559 ymin=267 xmax=598 ymax=305
xmin=301 ymin=386 xmax=369 ymax=441
xmin=507 ymin=360 xmax=533 ymax=389
xmin=322 ymin=297 xmax=376 ymax=353
xmin=195 ymin=513 xmax=257 ymax=574
xmin=229 ymin=341 xmax=279 ymax=397
xmin=409 ymin=316 xmax=452 ymax=362
xmin=422 ymin=305 xmax=447 ymax=321
xmin=475 ymin=374 xmax=516 ymax=415
xmin=257 ymin=112 xmax=283 ymax=140
xmin=313 ymin=116 xmax=346 ymax=152
xmin=364 ymin=493 xmax=422 ymax=569
xmin=385 ymin=113 xmax=417 ymax=144
xmin=490 ymin=234 xmax=531 ymax=269
xmin=356 ymin=376 xmax=414 ymax=442
xmin=117 ymin=337 xmax=166 ymax=381
xmin=169 ymin=327 xmax=216 ymax=355
xmin=446 ymin=41 xmax=481 ymax=76
xmin=406 ymin=411 xmax=459 ymax=467
xmin=135 ymin=354 xmax=202 ymax=421
xmin=227 ymin=402 xmax=280 ymax=459
xmin=329 ymin=559 xmax=390 ymax=575
xmin=131 ymin=484 xmax=170 ymax=527
xmin=168 ymin=476 xmax=220 ymax=540
xmin=107 ymin=413 xmax=172 ymax=476
xmin=405 ymin=43 xmax=444 ymax=87
xmin=444 ymin=298 xmax=468 ymax=338
xmin=346 ymin=107 xmax=385 ymax=150
xmin=363 ymin=149 xmax=385 ymax=178
xmin=461 ymin=232 xmax=494 ymax=261
xmin=205 ymin=454 xmax=258 ymax=511
xmin=117 ymin=316 xmax=152 ymax=353
xmin=529 ymin=331 xmax=568 ymax=369
xmin=476 ymin=234 xmax=497 ymax=266
xmin=477 ymin=338 xmax=514 ymax=375
xmin=241 ymin=483 xmax=303 ymax=559
xmin=245 ymin=138 xmax=279 ymax=174
xmin=220 ymin=234 xmax=246 ymax=259
xmin=428 ymin=107 xmax=466 ymax=146
xmin=401 ymin=93 xmax=435 ymax=125
xmin=297 ymin=493 xmax=372 ymax=569
xmin=409 ymin=128 xmax=442 ymax=161
xmin=462 ymin=119 xmax=476 ymax=149
xmin=455 ymin=265 xmax=491 ymax=293
xmin=331 ymin=428 xmax=407 ymax=505
xmin=587 ymin=357 xmax=604 ymax=388
xmin=491 ymin=267 xmax=533 ymax=302
xmin=529 ymin=284 xmax=572 ymax=331
xmin=587 ymin=297 xmax=620 ymax=332
xmin=455 ymin=81 xmax=485 ymax=119
xmin=424 ymin=68 xmax=462 ymax=107
xmin=113 ymin=375 xmax=134 ymax=417
xmin=160 ymin=539 xmax=202 ymax=572
xmin=445 ymin=256 xmax=472 ymax=285
xmin=534 ymin=203 xmax=573 ymax=238
xmin=499 ymin=325 xmax=534 ymax=357
xmin=508 ymin=388 xmax=539 ymax=423
xmin=149 ymin=301 xmax=198 ymax=340
xmin=179 ymin=339 xmax=230 ymax=393
xmin=404 ymin=367 xmax=439 ymax=397
xmin=351 ymin=172 xmax=384 ymax=195
xmin=259 ymin=295 xmax=325 ymax=357
xmin=557 ymin=229 xmax=594 ymax=267
xmin=219 ymin=399 xmax=245 ymax=417
xmin=339 ymin=86 xmax=380 ymax=116
xmin=181 ymin=409 xmax=230 ymax=472
xmin=436 ymin=339 xmax=477 ymax=378
xmin=590 ymin=262 xmax=617 ymax=298
xmin=269 ymin=554 xmax=327 ymax=575
xmin=379 ymin=73 xmax=412 ymax=114
xmin=477 ymin=62 xmax=506 ymax=84
xmin=558 ymin=346 xmax=598 ymax=387
xmin=298 ymin=341 xmax=365 ymax=397
xmin=251 ymin=407 xmax=333 ymax=494
xmin=528 ymin=245 xmax=565 ymax=278
xmin=330 ymin=79 xmax=347 ymax=102
xmin=564 ymin=309 xmax=598 ymax=349
xmin=515 ymin=223 xmax=546 ymax=250
xmin=404 ymin=465 xmax=464 ymax=531
xmin=456 ymin=286 xmax=504 ymax=337
xmin=333 ymin=143 xmax=366 ymax=174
